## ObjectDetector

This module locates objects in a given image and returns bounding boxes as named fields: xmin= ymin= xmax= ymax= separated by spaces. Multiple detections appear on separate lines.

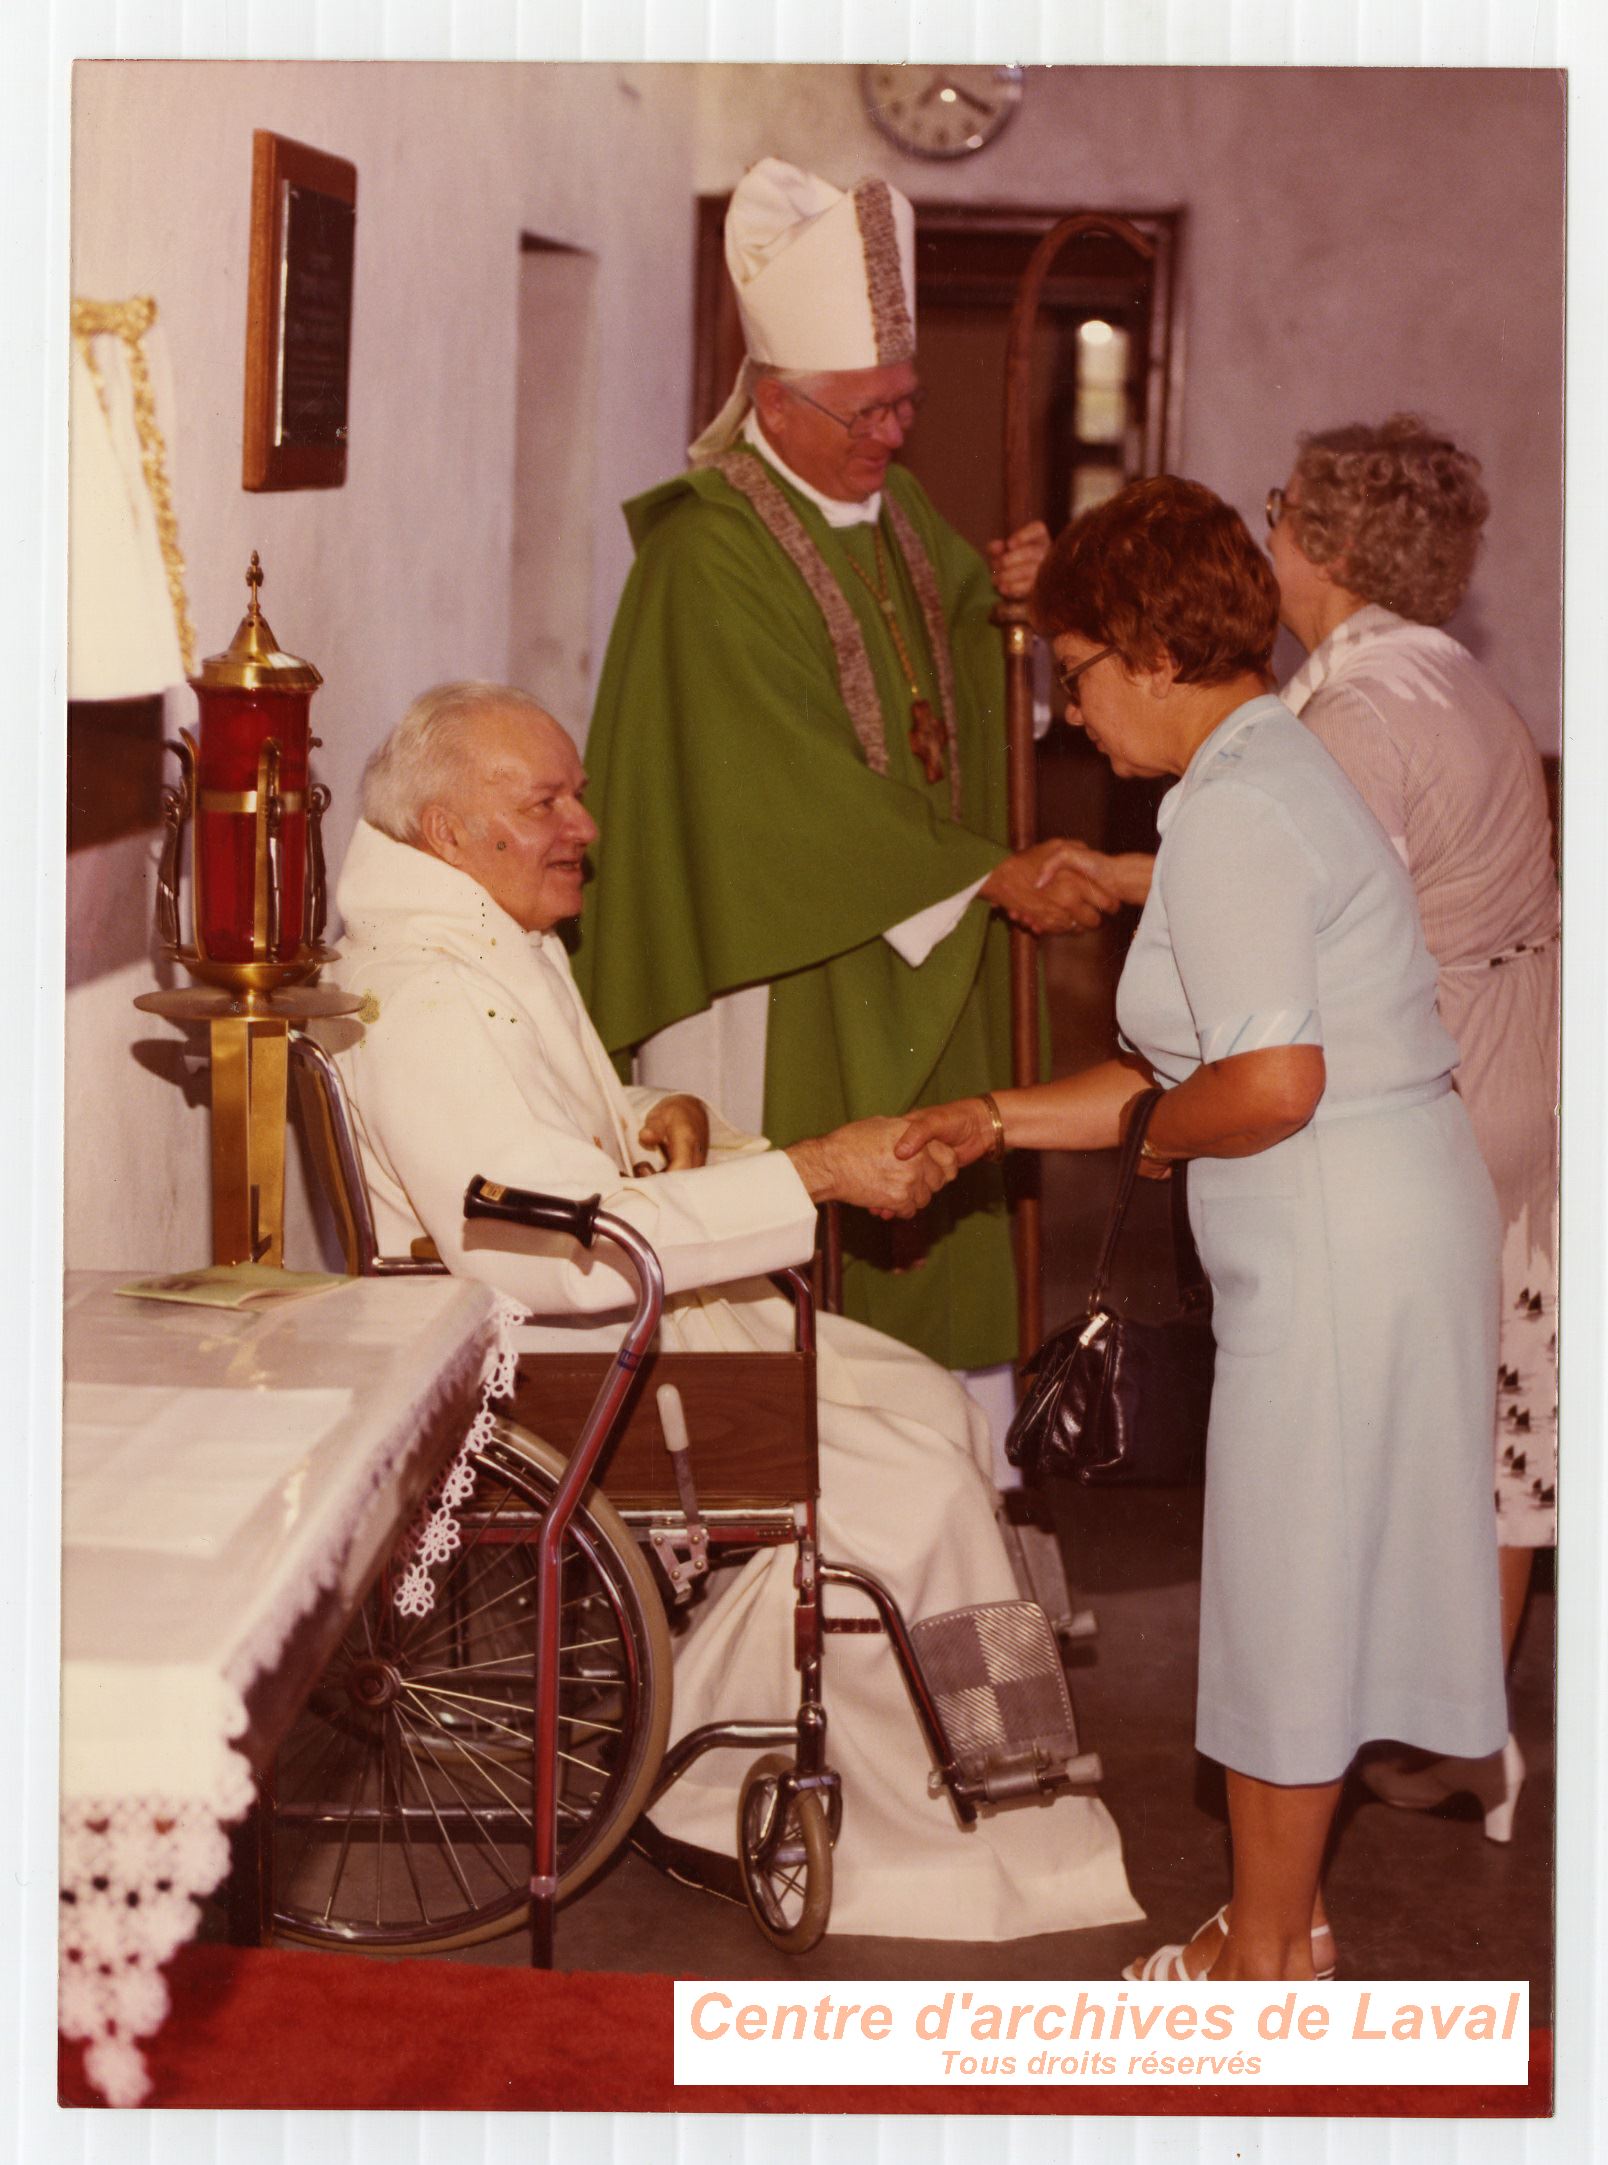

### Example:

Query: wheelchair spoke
xmin=403 ymin=1679 xmax=539 ymax=1747
xmin=316 ymin=1723 xmax=370 ymax=1926
xmin=272 ymin=1425 xmax=672 ymax=1952
xmin=402 ymin=1560 xmax=539 ymax=1663
xmin=393 ymin=1709 xmax=491 ymax=1908
xmin=401 ymin=1668 xmax=624 ymax=1741
xmin=400 ymin=1682 xmax=534 ymax=1830
xmin=385 ymin=1723 xmax=434 ymax=1931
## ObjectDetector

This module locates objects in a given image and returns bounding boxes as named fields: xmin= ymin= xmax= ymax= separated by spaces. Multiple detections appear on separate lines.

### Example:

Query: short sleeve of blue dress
xmin=1160 ymin=780 xmax=1327 ymax=1067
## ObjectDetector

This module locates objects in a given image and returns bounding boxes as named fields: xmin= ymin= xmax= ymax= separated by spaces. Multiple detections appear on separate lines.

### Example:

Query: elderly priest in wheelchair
xmin=327 ymin=680 xmax=1138 ymax=1941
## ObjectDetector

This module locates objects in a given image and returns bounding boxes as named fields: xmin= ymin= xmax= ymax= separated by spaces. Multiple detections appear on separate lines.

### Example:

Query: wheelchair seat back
xmin=289 ymin=1028 xmax=819 ymax=1511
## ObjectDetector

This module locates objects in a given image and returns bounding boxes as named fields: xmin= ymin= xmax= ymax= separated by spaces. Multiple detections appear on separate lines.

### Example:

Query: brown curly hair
xmin=1288 ymin=414 xmax=1489 ymax=625
xmin=1031 ymin=474 xmax=1280 ymax=683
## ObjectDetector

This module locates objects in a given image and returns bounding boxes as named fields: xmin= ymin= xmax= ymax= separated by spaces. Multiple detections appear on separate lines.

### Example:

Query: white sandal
xmin=1123 ymin=1904 xmax=1337 ymax=1982
xmin=1123 ymin=1904 xmax=1226 ymax=1981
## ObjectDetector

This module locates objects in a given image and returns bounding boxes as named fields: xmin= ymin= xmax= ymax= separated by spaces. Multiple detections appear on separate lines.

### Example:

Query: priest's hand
xmin=982 ymin=839 xmax=1121 ymax=934
xmin=785 ymin=1118 xmax=959 ymax=1220
xmin=986 ymin=520 xmax=1052 ymax=602
xmin=635 ymin=1093 xmax=711 ymax=1172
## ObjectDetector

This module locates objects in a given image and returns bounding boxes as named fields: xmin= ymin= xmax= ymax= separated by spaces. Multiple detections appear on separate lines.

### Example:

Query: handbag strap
xmin=1088 ymin=1087 xmax=1210 ymax=1312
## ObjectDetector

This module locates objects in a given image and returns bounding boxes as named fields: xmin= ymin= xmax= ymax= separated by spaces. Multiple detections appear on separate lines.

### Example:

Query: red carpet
xmin=59 ymin=1944 xmax=1552 ymax=2116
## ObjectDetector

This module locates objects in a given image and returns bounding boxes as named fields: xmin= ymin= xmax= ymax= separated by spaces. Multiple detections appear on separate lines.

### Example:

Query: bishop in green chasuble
xmin=574 ymin=451 xmax=1019 ymax=1370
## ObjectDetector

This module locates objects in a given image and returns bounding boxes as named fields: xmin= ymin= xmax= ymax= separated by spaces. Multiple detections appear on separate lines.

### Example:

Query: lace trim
xmin=60 ymin=1780 xmax=253 ymax=2106
xmin=884 ymin=493 xmax=963 ymax=818
xmin=392 ymin=1295 xmax=526 ymax=1617
xmin=714 ymin=450 xmax=963 ymax=817
xmin=716 ymin=449 xmax=890 ymax=777
xmin=852 ymin=180 xmax=914 ymax=364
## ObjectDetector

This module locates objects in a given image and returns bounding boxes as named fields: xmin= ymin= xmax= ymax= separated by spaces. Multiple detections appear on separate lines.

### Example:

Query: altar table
xmin=59 ymin=1268 xmax=503 ymax=2106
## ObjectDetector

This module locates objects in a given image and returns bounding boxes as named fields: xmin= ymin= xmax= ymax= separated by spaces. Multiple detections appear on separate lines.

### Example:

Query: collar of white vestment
xmin=333 ymin=823 xmax=639 ymax=1171
xmin=740 ymin=410 xmax=881 ymax=528
xmin=335 ymin=820 xmax=547 ymax=953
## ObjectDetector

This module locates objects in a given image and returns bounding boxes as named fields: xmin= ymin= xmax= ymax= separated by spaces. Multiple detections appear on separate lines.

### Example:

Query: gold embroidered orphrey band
xmin=71 ymin=295 xmax=198 ymax=678
xmin=883 ymin=492 xmax=962 ymax=800
xmin=852 ymin=179 xmax=915 ymax=366
xmin=715 ymin=449 xmax=963 ymax=819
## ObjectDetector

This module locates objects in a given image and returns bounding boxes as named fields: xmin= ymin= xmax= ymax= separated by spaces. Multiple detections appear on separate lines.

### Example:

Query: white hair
xmin=361 ymin=680 xmax=553 ymax=843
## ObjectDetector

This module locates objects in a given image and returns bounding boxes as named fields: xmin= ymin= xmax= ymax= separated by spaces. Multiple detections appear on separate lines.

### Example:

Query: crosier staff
xmin=994 ymin=211 xmax=1160 ymax=1362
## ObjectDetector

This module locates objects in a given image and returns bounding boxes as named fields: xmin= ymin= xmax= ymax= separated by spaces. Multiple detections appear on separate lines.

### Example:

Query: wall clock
xmin=861 ymin=65 xmax=1025 ymax=161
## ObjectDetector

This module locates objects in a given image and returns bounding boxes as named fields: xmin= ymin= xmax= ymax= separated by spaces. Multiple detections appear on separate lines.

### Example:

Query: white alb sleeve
xmin=884 ymin=876 xmax=989 ymax=967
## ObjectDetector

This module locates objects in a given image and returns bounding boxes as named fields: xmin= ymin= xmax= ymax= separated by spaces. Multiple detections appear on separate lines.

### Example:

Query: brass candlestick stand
xmin=135 ymin=556 xmax=363 ymax=1266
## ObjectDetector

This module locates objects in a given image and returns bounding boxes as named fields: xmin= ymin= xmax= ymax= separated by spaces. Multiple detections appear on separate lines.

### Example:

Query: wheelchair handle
xmin=463 ymin=1177 xmax=603 ymax=1246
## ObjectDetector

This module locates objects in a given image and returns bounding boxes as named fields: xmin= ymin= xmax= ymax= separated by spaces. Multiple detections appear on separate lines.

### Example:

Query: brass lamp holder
xmin=135 ymin=555 xmax=362 ymax=1268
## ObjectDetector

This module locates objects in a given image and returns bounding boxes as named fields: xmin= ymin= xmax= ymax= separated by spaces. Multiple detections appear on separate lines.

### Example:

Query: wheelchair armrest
xmin=769 ymin=1267 xmax=817 ymax=1356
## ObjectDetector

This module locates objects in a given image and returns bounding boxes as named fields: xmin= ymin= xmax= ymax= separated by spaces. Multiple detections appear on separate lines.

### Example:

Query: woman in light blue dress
xmin=898 ymin=476 xmax=1506 ymax=1981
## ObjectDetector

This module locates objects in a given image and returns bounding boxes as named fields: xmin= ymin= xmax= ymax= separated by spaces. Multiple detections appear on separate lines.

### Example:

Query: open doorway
xmin=509 ymin=235 xmax=600 ymax=734
xmin=898 ymin=207 xmax=1178 ymax=558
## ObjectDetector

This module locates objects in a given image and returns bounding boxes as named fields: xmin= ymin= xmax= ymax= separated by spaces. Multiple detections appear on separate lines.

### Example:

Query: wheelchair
xmin=270 ymin=1030 xmax=1102 ymax=1961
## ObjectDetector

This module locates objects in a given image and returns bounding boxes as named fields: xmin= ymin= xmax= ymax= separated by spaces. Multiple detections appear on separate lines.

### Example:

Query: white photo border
xmin=11 ymin=3 xmax=1604 ymax=2160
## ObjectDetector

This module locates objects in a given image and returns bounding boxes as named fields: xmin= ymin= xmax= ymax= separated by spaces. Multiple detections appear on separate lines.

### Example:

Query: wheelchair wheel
xmin=736 ymin=1752 xmax=832 ymax=1954
xmin=272 ymin=1420 xmax=672 ymax=1953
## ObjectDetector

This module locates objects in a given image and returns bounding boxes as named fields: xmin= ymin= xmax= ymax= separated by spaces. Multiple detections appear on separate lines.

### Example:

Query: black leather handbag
xmin=1005 ymin=1088 xmax=1215 ymax=1487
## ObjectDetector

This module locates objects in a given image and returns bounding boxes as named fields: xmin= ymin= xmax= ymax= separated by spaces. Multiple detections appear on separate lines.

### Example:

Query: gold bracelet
xmin=1138 ymin=1137 xmax=1167 ymax=1164
xmin=979 ymin=1092 xmax=1008 ymax=1162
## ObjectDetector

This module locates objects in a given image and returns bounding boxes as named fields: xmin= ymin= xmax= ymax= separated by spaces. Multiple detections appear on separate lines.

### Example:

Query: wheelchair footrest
xmin=908 ymin=1598 xmax=1099 ymax=1805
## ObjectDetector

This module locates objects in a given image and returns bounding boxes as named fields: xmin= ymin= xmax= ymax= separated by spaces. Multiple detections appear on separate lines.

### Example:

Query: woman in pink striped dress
xmin=1266 ymin=415 xmax=1558 ymax=1839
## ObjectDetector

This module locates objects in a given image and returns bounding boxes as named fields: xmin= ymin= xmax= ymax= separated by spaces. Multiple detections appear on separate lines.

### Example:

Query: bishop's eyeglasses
xmin=785 ymin=382 xmax=928 ymax=440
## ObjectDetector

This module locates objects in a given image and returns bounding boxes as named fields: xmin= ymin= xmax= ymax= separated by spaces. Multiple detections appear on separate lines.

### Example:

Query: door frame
xmin=691 ymin=197 xmax=1183 ymax=492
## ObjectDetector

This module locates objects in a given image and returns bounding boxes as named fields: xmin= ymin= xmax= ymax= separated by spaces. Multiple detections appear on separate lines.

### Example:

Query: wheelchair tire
xmin=736 ymin=1752 xmax=833 ymax=1955
xmin=271 ymin=1419 xmax=673 ymax=1954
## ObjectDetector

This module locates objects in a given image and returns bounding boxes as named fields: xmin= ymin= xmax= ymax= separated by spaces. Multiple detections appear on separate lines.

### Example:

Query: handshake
xmin=639 ymin=1095 xmax=965 ymax=1221
xmin=782 ymin=1088 xmax=1031 ymax=1220
xmin=639 ymin=1096 xmax=1006 ymax=1222
xmin=785 ymin=1113 xmax=966 ymax=1222
xmin=980 ymin=837 xmax=1155 ymax=936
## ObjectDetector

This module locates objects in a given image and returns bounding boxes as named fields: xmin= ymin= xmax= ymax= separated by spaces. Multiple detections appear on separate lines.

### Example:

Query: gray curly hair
xmin=1290 ymin=414 xmax=1490 ymax=626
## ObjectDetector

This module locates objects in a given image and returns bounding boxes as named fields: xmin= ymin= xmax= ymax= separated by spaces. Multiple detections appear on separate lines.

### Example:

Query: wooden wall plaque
xmin=243 ymin=130 xmax=357 ymax=491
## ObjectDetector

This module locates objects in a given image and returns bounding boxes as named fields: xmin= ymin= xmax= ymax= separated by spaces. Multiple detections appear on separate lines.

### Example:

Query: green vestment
xmin=573 ymin=454 xmax=1019 ymax=1370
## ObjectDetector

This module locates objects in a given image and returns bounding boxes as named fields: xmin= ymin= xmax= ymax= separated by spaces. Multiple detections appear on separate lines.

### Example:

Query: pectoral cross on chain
xmin=845 ymin=532 xmax=949 ymax=785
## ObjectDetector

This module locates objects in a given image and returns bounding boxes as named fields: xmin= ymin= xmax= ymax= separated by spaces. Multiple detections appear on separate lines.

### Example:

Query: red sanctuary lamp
xmin=186 ymin=550 xmax=323 ymax=971
xmin=135 ymin=555 xmax=361 ymax=1266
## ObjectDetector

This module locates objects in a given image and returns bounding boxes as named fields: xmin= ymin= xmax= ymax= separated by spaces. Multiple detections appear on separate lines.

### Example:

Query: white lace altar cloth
xmin=60 ymin=1271 xmax=516 ymax=2106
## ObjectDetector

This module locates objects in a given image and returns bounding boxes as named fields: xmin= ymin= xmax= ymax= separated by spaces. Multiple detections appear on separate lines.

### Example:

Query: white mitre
xmin=688 ymin=157 xmax=917 ymax=466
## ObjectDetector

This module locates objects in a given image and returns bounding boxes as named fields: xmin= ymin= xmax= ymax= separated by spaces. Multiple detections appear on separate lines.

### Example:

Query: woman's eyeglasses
xmin=1265 ymin=485 xmax=1301 ymax=531
xmin=1053 ymin=646 xmax=1117 ymax=708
